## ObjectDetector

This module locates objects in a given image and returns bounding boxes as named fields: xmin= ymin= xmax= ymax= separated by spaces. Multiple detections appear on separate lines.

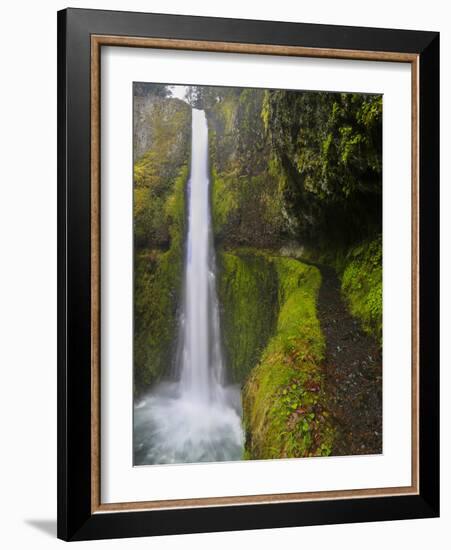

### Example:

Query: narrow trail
xmin=316 ymin=265 xmax=382 ymax=456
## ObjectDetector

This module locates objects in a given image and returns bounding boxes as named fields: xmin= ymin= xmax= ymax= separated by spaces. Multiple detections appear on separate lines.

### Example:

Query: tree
xmin=133 ymin=83 xmax=170 ymax=98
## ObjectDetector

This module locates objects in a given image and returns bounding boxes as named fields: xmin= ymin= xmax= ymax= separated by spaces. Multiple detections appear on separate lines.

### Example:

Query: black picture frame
xmin=57 ymin=7 xmax=439 ymax=541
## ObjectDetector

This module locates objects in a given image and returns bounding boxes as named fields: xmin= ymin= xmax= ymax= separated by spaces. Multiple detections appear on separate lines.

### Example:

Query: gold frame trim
xmin=90 ymin=35 xmax=420 ymax=514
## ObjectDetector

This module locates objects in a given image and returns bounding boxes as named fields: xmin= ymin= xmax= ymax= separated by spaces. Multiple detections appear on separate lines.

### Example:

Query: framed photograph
xmin=57 ymin=8 xmax=439 ymax=541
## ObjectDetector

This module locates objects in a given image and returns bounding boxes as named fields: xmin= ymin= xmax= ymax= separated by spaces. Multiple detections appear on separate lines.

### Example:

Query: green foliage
xmin=134 ymin=82 xmax=171 ymax=98
xmin=341 ymin=236 xmax=382 ymax=343
xmin=240 ymin=253 xmax=335 ymax=459
xmin=264 ymin=91 xmax=382 ymax=246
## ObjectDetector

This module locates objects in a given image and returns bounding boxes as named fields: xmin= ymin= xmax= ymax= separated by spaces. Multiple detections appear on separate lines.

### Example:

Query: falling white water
xmin=134 ymin=109 xmax=244 ymax=465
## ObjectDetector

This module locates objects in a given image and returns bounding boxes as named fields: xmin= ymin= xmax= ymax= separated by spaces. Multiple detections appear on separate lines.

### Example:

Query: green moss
xmin=278 ymin=236 xmax=382 ymax=347
xmin=218 ymin=248 xmax=334 ymax=459
xmin=133 ymin=97 xmax=191 ymax=394
xmin=133 ymin=98 xmax=200 ymax=394
xmin=210 ymin=168 xmax=284 ymax=247
xmin=133 ymin=100 xmax=191 ymax=249
xmin=134 ymin=250 xmax=178 ymax=391
xmin=217 ymin=250 xmax=278 ymax=383
xmin=133 ymin=166 xmax=189 ymax=394
xmin=206 ymin=89 xmax=284 ymax=249
xmin=211 ymin=168 xmax=238 ymax=239
xmin=242 ymin=255 xmax=334 ymax=459
xmin=341 ymin=236 xmax=382 ymax=343
xmin=164 ymin=165 xmax=188 ymax=248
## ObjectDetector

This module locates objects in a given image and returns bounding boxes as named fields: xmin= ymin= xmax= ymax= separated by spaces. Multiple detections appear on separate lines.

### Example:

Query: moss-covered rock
xmin=204 ymin=88 xmax=285 ymax=249
xmin=133 ymin=96 xmax=191 ymax=395
xmin=133 ymin=97 xmax=191 ymax=250
xmin=192 ymin=86 xmax=382 ymax=252
xmin=340 ymin=236 xmax=382 ymax=344
xmin=217 ymin=250 xmax=278 ymax=383
xmin=264 ymin=90 xmax=382 ymax=248
xmin=210 ymin=168 xmax=285 ymax=248
xmin=242 ymin=255 xmax=334 ymax=459
xmin=217 ymin=248 xmax=335 ymax=459
xmin=134 ymin=166 xmax=189 ymax=394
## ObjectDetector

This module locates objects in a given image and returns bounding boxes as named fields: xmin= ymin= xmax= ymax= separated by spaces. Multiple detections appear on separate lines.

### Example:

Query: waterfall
xmin=179 ymin=109 xmax=223 ymax=401
xmin=134 ymin=109 xmax=244 ymax=466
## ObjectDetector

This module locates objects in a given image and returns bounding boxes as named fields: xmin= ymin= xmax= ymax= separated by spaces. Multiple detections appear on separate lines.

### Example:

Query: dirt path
xmin=316 ymin=265 xmax=382 ymax=456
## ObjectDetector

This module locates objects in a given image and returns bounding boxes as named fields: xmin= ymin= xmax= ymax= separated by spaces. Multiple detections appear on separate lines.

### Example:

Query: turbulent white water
xmin=134 ymin=109 xmax=244 ymax=465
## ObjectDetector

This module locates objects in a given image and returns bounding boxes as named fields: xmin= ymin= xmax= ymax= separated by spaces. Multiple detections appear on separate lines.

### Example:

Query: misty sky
xmin=170 ymin=85 xmax=189 ymax=101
